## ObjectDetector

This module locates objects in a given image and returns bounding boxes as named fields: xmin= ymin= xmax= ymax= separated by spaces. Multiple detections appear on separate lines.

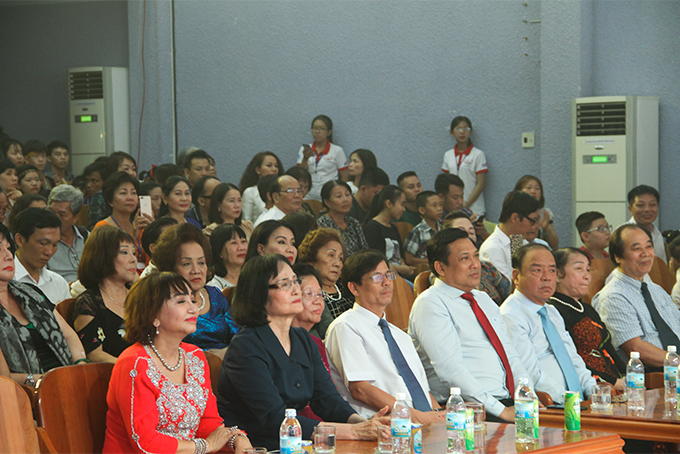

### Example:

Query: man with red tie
xmin=409 ymin=228 xmax=530 ymax=423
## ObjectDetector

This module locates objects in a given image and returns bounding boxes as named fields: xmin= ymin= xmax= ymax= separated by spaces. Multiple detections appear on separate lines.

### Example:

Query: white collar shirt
xmin=624 ymin=216 xmax=667 ymax=262
xmin=479 ymin=225 xmax=527 ymax=280
xmin=254 ymin=205 xmax=286 ymax=227
xmin=14 ymin=256 xmax=71 ymax=305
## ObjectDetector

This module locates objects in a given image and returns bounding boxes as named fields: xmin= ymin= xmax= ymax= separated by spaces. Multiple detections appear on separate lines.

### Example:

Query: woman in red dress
xmin=103 ymin=272 xmax=252 ymax=454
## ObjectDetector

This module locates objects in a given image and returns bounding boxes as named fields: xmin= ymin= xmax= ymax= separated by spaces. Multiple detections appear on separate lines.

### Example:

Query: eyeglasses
xmin=268 ymin=276 xmax=302 ymax=291
xmin=301 ymin=289 xmax=324 ymax=300
xmin=363 ymin=271 xmax=397 ymax=284
xmin=280 ymin=188 xmax=304 ymax=195
xmin=312 ymin=127 xmax=328 ymax=132
xmin=524 ymin=215 xmax=539 ymax=226
xmin=586 ymin=224 xmax=613 ymax=234
xmin=453 ymin=127 xmax=471 ymax=132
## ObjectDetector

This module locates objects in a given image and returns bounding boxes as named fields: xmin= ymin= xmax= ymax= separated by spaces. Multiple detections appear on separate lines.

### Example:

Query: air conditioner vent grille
xmin=69 ymin=71 xmax=103 ymax=100
xmin=575 ymin=102 xmax=626 ymax=136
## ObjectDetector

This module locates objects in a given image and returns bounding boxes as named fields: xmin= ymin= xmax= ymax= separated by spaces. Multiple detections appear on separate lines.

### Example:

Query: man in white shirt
xmin=11 ymin=207 xmax=71 ymax=304
xmin=479 ymin=191 xmax=541 ymax=280
xmin=622 ymin=185 xmax=667 ymax=263
xmin=254 ymin=175 xmax=303 ymax=226
xmin=325 ymin=250 xmax=442 ymax=423
xmin=500 ymin=244 xmax=597 ymax=403
xmin=409 ymin=228 xmax=529 ymax=423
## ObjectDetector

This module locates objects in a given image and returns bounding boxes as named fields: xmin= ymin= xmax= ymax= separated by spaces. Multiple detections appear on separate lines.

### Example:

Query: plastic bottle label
xmin=464 ymin=408 xmax=474 ymax=451
xmin=413 ymin=429 xmax=422 ymax=454
xmin=665 ymin=366 xmax=678 ymax=381
xmin=446 ymin=412 xmax=466 ymax=430
xmin=280 ymin=436 xmax=301 ymax=454
xmin=391 ymin=418 xmax=411 ymax=438
xmin=627 ymin=372 xmax=644 ymax=389
xmin=515 ymin=401 xmax=534 ymax=419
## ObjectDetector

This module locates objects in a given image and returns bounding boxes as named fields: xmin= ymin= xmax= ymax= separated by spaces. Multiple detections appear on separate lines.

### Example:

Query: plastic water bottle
xmin=391 ymin=393 xmax=411 ymax=454
xmin=280 ymin=408 xmax=302 ymax=454
xmin=514 ymin=377 xmax=536 ymax=443
xmin=627 ymin=352 xmax=645 ymax=411
xmin=445 ymin=387 xmax=466 ymax=454
xmin=664 ymin=346 xmax=679 ymax=404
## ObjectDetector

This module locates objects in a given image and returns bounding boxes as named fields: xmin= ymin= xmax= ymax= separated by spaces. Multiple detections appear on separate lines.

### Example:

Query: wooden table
xmin=540 ymin=389 xmax=680 ymax=443
xmin=336 ymin=421 xmax=624 ymax=453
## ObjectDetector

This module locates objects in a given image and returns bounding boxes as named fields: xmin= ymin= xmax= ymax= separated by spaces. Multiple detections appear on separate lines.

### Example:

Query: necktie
xmin=537 ymin=306 xmax=582 ymax=395
xmin=461 ymin=292 xmax=515 ymax=392
xmin=378 ymin=318 xmax=431 ymax=411
xmin=641 ymin=282 xmax=680 ymax=349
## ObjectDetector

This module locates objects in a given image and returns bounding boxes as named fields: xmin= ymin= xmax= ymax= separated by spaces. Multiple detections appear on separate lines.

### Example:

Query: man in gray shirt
xmin=47 ymin=185 xmax=87 ymax=282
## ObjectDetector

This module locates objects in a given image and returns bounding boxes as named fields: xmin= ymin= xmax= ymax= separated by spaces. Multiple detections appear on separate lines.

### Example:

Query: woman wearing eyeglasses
xmin=441 ymin=116 xmax=488 ymax=217
xmin=297 ymin=115 xmax=349 ymax=201
xmin=216 ymin=254 xmax=389 ymax=450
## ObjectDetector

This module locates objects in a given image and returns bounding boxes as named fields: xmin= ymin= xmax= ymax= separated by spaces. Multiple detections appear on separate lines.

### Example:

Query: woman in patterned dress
xmin=103 ymin=272 xmax=252 ymax=454
xmin=316 ymin=180 xmax=368 ymax=258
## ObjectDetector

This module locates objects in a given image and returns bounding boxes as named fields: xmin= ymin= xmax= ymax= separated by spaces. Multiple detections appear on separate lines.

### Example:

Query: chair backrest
xmin=384 ymin=275 xmax=415 ymax=330
xmin=584 ymin=258 xmax=616 ymax=304
xmin=649 ymin=256 xmax=676 ymax=295
xmin=75 ymin=205 xmax=89 ymax=228
xmin=55 ymin=298 xmax=76 ymax=325
xmin=413 ymin=271 xmax=432 ymax=297
xmin=203 ymin=351 xmax=223 ymax=397
xmin=222 ymin=286 xmax=236 ymax=303
xmin=0 ymin=376 xmax=56 ymax=453
xmin=305 ymin=199 xmax=324 ymax=217
xmin=36 ymin=362 xmax=114 ymax=454
xmin=393 ymin=222 xmax=415 ymax=244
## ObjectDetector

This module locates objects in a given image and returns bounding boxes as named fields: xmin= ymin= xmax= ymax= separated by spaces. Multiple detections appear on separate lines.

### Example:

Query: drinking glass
xmin=313 ymin=425 xmax=336 ymax=454
xmin=590 ymin=384 xmax=613 ymax=411
xmin=465 ymin=401 xmax=485 ymax=430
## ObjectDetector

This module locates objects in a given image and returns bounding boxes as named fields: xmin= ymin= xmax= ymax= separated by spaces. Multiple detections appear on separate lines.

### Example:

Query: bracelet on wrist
xmin=193 ymin=438 xmax=207 ymax=454
xmin=227 ymin=432 xmax=248 ymax=452
xmin=74 ymin=358 xmax=90 ymax=365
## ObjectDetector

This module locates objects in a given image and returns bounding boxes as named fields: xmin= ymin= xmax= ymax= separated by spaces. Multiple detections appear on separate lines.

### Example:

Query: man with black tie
xmin=409 ymin=228 xmax=529 ymax=422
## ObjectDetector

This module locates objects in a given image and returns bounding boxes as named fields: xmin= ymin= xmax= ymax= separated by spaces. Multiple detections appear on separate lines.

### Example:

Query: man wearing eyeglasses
xmin=254 ymin=175 xmax=303 ymax=226
xmin=575 ymin=211 xmax=612 ymax=260
xmin=479 ymin=191 xmax=541 ymax=280
xmin=325 ymin=250 xmax=443 ymax=423
xmin=409 ymin=228 xmax=529 ymax=423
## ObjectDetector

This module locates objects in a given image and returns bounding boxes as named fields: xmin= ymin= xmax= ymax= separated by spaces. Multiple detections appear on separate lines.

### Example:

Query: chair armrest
xmin=536 ymin=391 xmax=553 ymax=406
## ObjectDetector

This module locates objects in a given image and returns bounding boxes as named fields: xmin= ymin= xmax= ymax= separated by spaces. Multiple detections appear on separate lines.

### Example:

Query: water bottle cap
xmin=450 ymin=387 xmax=461 ymax=395
xmin=285 ymin=408 xmax=297 ymax=418
xmin=631 ymin=352 xmax=640 ymax=359
xmin=395 ymin=392 xmax=407 ymax=401
xmin=669 ymin=345 xmax=677 ymax=353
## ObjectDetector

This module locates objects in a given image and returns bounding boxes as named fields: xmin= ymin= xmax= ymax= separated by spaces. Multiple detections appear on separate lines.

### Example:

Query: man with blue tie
xmin=325 ymin=250 xmax=443 ymax=424
xmin=500 ymin=244 xmax=597 ymax=403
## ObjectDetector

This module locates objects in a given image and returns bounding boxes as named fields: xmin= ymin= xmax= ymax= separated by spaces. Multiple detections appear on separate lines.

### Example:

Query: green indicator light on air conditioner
xmin=592 ymin=156 xmax=607 ymax=163
xmin=81 ymin=116 xmax=92 ymax=122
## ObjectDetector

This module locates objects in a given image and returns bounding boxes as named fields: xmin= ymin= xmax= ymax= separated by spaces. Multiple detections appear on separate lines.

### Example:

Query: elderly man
xmin=325 ymin=250 xmax=442 ymax=424
xmin=409 ymin=228 xmax=529 ymax=422
xmin=500 ymin=244 xmax=596 ymax=403
xmin=623 ymin=185 xmax=667 ymax=262
xmin=254 ymin=175 xmax=302 ymax=226
xmin=593 ymin=225 xmax=680 ymax=368
xmin=47 ymin=185 xmax=88 ymax=282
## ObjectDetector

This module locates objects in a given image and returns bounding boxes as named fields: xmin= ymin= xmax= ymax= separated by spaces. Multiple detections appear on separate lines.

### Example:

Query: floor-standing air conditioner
xmin=68 ymin=66 xmax=130 ymax=175
xmin=572 ymin=95 xmax=659 ymax=246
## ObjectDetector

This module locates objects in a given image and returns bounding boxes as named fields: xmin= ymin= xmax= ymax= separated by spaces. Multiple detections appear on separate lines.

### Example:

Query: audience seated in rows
xmin=316 ymin=180 xmax=368 ymax=257
xmin=404 ymin=191 xmax=442 ymax=267
xmin=187 ymin=174 xmax=220 ymax=229
xmin=46 ymin=185 xmax=87 ymax=282
xmin=207 ymin=223 xmax=247 ymax=290
xmin=346 ymin=148 xmax=377 ymax=195
xmin=240 ymin=151 xmax=283 ymax=222
xmin=575 ymin=211 xmax=612 ymax=260
xmin=347 ymin=167 xmax=389 ymax=225
xmin=254 ymin=175 xmax=303 ymax=226
xmin=204 ymin=182 xmax=253 ymax=239
xmin=624 ymin=185 xmax=667 ymax=262
xmin=396 ymin=171 xmax=424 ymax=226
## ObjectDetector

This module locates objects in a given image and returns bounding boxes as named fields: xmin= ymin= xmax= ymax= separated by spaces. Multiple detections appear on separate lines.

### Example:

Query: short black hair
xmin=245 ymin=220 xmax=296 ymax=262
xmin=609 ymin=224 xmax=651 ymax=265
xmin=11 ymin=207 xmax=61 ymax=241
xmin=442 ymin=210 xmax=471 ymax=229
xmin=8 ymin=193 xmax=48 ymax=233
xmin=511 ymin=243 xmax=553 ymax=271
xmin=358 ymin=167 xmax=389 ymax=188
xmin=669 ymin=236 xmax=680 ymax=262
xmin=0 ymin=222 xmax=16 ymax=256
xmin=102 ymin=171 xmax=141 ymax=206
xmin=83 ymin=160 xmax=111 ymax=182
xmin=0 ymin=158 xmax=16 ymax=175
xmin=232 ymin=254 xmax=291 ymax=327
xmin=210 ymin=223 xmax=247 ymax=278
xmin=22 ymin=140 xmax=47 ymax=157
xmin=257 ymin=174 xmax=278 ymax=204
xmin=183 ymin=149 xmax=211 ymax=170
xmin=575 ymin=211 xmax=605 ymax=235
xmin=498 ymin=191 xmax=541 ymax=224
xmin=141 ymin=217 xmax=178 ymax=257
xmin=285 ymin=166 xmax=312 ymax=188
xmin=434 ymin=173 xmax=464 ymax=196
xmin=320 ymin=180 xmax=352 ymax=211
xmin=292 ymin=262 xmax=322 ymax=286
xmin=282 ymin=211 xmax=317 ymax=247
xmin=191 ymin=175 xmax=219 ymax=206
xmin=46 ymin=141 xmax=69 ymax=156
xmin=426 ymin=228 xmax=470 ymax=278
xmin=106 ymin=151 xmax=137 ymax=176
xmin=139 ymin=180 xmax=160 ymax=196
xmin=553 ymin=247 xmax=590 ymax=279
xmin=342 ymin=250 xmax=388 ymax=286
xmin=628 ymin=184 xmax=660 ymax=205
xmin=152 ymin=163 xmax=183 ymax=186
xmin=397 ymin=171 xmax=418 ymax=187
xmin=416 ymin=190 xmax=437 ymax=210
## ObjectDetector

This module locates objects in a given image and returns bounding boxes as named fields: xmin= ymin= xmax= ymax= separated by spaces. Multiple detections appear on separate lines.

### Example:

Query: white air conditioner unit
xmin=68 ymin=66 xmax=130 ymax=175
xmin=572 ymin=95 xmax=659 ymax=246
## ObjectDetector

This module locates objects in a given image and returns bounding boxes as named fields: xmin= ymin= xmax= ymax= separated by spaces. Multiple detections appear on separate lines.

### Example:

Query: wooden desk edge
xmin=536 ymin=434 xmax=624 ymax=454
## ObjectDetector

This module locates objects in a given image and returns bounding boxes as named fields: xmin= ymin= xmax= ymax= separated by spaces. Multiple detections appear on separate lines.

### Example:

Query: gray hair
xmin=47 ymin=184 xmax=84 ymax=216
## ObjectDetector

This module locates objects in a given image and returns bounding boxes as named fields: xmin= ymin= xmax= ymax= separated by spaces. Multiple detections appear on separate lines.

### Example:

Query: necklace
xmin=323 ymin=284 xmax=342 ymax=302
xmin=197 ymin=290 xmax=206 ymax=311
xmin=100 ymin=286 xmax=125 ymax=308
xmin=549 ymin=296 xmax=584 ymax=313
xmin=148 ymin=336 xmax=183 ymax=371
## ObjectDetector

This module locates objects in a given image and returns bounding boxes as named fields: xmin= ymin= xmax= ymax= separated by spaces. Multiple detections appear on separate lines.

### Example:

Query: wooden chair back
xmin=649 ymin=256 xmax=676 ymax=295
xmin=55 ymin=298 xmax=76 ymax=325
xmin=384 ymin=275 xmax=415 ymax=330
xmin=413 ymin=271 xmax=432 ymax=297
xmin=0 ymin=376 xmax=56 ymax=453
xmin=645 ymin=372 xmax=664 ymax=389
xmin=36 ymin=362 xmax=114 ymax=454
xmin=222 ymin=286 xmax=236 ymax=303
xmin=75 ymin=205 xmax=89 ymax=228
xmin=393 ymin=222 xmax=415 ymax=244
xmin=305 ymin=199 xmax=324 ymax=217
xmin=583 ymin=259 xmax=616 ymax=304
xmin=204 ymin=351 xmax=223 ymax=397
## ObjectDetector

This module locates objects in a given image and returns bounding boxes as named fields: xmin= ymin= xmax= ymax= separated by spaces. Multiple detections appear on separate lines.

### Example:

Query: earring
xmin=155 ymin=325 xmax=159 ymax=335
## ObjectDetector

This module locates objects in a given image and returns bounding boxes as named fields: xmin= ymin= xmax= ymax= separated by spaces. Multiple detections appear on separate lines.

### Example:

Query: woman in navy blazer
xmin=217 ymin=254 xmax=389 ymax=450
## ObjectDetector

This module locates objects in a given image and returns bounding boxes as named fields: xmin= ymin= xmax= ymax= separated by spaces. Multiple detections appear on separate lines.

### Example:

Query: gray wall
xmin=0 ymin=0 xmax=129 ymax=145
